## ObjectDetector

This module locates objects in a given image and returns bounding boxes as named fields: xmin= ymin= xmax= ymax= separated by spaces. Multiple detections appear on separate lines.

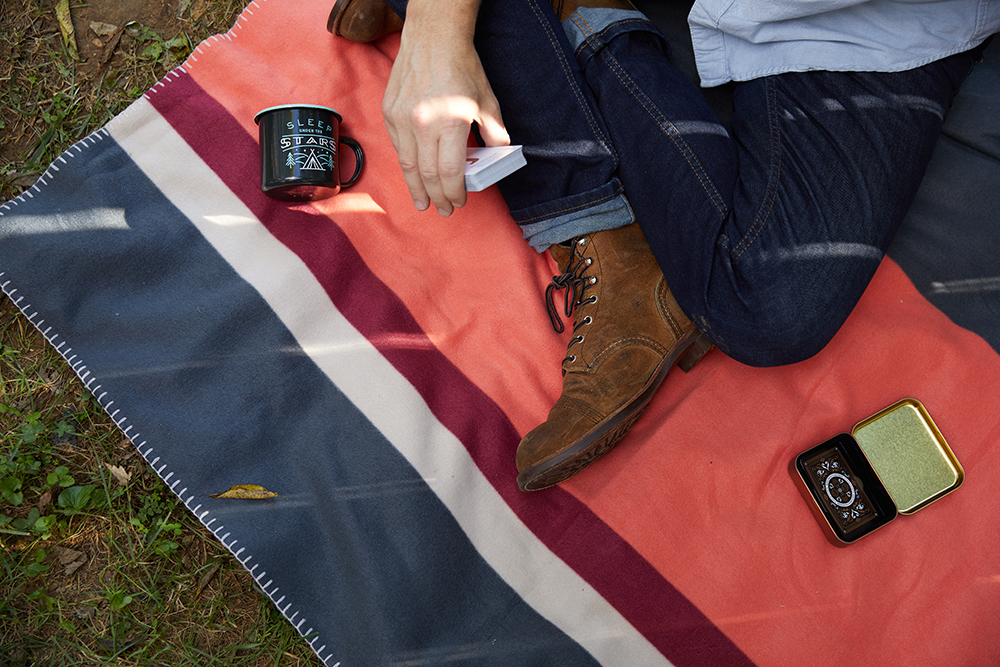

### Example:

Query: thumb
xmin=476 ymin=104 xmax=510 ymax=147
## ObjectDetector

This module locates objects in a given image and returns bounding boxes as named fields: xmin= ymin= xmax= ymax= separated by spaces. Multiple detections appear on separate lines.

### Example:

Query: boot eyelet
xmin=582 ymin=316 xmax=593 ymax=326
xmin=577 ymin=238 xmax=588 ymax=247
xmin=585 ymin=258 xmax=593 ymax=266
xmin=567 ymin=355 xmax=577 ymax=363
xmin=589 ymin=276 xmax=597 ymax=285
xmin=585 ymin=295 xmax=598 ymax=305
xmin=573 ymin=335 xmax=585 ymax=345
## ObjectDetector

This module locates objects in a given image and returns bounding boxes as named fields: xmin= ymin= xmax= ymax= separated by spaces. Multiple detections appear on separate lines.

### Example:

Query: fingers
xmin=392 ymin=101 xmax=509 ymax=217
xmin=436 ymin=117 xmax=472 ymax=213
xmin=388 ymin=99 xmax=475 ymax=217
xmin=393 ymin=127 xmax=431 ymax=212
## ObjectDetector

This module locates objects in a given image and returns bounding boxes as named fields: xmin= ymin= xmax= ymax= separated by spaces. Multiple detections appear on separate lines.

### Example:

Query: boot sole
xmin=327 ymin=0 xmax=350 ymax=35
xmin=517 ymin=330 xmax=711 ymax=491
xmin=327 ymin=0 xmax=401 ymax=40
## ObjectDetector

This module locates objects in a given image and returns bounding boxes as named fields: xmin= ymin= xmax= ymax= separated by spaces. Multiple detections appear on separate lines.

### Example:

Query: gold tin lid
xmin=851 ymin=398 xmax=964 ymax=514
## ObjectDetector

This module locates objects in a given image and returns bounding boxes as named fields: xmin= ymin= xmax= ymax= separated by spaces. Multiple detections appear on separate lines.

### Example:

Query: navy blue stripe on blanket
xmin=0 ymin=133 xmax=602 ymax=667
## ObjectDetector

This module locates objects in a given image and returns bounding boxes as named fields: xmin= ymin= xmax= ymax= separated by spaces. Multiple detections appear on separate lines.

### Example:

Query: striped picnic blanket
xmin=2 ymin=1 xmax=999 ymax=664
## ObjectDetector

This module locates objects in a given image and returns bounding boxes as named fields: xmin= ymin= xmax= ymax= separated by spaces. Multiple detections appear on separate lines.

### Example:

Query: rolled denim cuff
xmin=511 ymin=179 xmax=635 ymax=251
xmin=562 ymin=8 xmax=650 ymax=51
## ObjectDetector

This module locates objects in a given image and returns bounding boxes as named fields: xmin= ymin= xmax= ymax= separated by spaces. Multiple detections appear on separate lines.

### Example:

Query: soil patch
xmin=1 ymin=0 xmax=241 ymax=200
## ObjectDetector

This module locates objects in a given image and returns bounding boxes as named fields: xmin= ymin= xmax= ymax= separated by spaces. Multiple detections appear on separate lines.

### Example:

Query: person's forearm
xmin=402 ymin=0 xmax=481 ymax=43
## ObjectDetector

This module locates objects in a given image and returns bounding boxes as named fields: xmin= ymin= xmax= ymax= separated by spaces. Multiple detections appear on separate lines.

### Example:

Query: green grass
xmin=0 ymin=302 xmax=320 ymax=666
xmin=1 ymin=2 xmax=322 ymax=664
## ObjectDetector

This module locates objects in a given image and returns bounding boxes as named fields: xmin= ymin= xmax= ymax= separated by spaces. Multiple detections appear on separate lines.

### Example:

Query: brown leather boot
xmin=326 ymin=1 xmax=636 ymax=42
xmin=516 ymin=223 xmax=712 ymax=491
xmin=327 ymin=0 xmax=403 ymax=42
xmin=552 ymin=0 xmax=639 ymax=22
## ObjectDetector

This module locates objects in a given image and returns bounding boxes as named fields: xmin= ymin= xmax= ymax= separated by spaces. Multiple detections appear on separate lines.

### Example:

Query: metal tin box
xmin=794 ymin=398 xmax=964 ymax=545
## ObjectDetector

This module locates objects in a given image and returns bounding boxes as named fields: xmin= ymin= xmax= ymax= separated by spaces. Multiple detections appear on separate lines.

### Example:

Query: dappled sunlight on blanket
xmin=931 ymin=276 xmax=1000 ymax=294
xmin=0 ymin=207 xmax=130 ymax=235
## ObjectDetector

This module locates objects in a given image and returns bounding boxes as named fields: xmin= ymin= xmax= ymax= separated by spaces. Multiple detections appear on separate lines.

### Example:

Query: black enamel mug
xmin=254 ymin=104 xmax=364 ymax=201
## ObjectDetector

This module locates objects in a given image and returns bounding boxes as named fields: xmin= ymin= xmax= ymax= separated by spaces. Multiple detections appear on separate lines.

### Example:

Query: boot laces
xmin=544 ymin=239 xmax=599 ymax=352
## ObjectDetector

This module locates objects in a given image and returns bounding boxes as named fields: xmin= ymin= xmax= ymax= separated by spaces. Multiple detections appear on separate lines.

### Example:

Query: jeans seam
xmin=529 ymin=0 xmax=617 ymax=162
xmin=597 ymin=44 xmax=729 ymax=217
xmin=515 ymin=186 xmax=625 ymax=224
xmin=732 ymin=76 xmax=782 ymax=260
xmin=568 ymin=9 xmax=597 ymax=36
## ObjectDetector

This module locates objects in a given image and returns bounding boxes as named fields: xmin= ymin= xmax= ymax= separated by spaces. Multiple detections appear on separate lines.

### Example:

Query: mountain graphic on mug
xmin=299 ymin=150 xmax=329 ymax=170
xmin=284 ymin=149 xmax=333 ymax=171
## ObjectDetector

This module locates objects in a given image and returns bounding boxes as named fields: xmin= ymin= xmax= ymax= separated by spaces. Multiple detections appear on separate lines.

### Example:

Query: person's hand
xmin=382 ymin=0 xmax=509 ymax=216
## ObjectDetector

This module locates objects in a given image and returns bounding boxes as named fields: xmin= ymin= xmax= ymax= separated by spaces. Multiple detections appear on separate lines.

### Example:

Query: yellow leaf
xmin=208 ymin=484 xmax=280 ymax=499
xmin=55 ymin=0 xmax=79 ymax=60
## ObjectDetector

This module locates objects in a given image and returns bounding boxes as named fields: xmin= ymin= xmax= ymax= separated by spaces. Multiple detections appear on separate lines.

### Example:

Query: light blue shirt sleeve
xmin=689 ymin=0 xmax=1000 ymax=87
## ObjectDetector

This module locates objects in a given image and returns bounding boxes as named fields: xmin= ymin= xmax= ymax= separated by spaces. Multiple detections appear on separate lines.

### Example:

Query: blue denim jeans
xmin=383 ymin=1 xmax=978 ymax=366
xmin=385 ymin=0 xmax=635 ymax=248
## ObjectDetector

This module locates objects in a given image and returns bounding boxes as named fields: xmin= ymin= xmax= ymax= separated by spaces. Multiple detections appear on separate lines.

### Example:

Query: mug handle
xmin=339 ymin=137 xmax=364 ymax=187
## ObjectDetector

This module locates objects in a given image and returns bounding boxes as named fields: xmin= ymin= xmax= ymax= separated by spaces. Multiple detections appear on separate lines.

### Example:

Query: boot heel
xmin=677 ymin=332 xmax=712 ymax=372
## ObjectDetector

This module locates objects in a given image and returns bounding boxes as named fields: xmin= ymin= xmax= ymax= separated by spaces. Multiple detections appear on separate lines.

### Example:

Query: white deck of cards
xmin=465 ymin=145 xmax=527 ymax=192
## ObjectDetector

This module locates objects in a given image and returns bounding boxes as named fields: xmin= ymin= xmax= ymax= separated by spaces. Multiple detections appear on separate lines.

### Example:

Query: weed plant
xmin=1 ymin=1 xmax=321 ymax=664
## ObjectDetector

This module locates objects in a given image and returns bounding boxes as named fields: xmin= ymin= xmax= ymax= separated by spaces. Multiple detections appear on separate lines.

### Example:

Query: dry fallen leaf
xmin=208 ymin=484 xmax=280 ymax=500
xmin=89 ymin=21 xmax=119 ymax=39
xmin=194 ymin=559 xmax=222 ymax=598
xmin=105 ymin=463 xmax=131 ymax=487
xmin=54 ymin=0 xmax=79 ymax=60
xmin=36 ymin=488 xmax=53 ymax=513
xmin=97 ymin=26 xmax=125 ymax=66
xmin=53 ymin=546 xmax=87 ymax=576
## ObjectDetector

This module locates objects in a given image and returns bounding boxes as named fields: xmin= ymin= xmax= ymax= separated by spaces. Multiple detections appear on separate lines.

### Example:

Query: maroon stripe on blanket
xmin=147 ymin=71 xmax=755 ymax=667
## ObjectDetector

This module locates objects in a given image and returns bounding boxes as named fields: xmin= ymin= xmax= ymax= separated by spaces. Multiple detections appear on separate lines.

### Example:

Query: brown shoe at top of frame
xmin=327 ymin=0 xmax=403 ymax=42
xmin=327 ymin=0 xmax=640 ymax=43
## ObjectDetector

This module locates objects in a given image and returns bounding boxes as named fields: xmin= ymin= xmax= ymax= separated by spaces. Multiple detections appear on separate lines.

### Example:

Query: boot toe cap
xmin=515 ymin=403 xmax=599 ymax=473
